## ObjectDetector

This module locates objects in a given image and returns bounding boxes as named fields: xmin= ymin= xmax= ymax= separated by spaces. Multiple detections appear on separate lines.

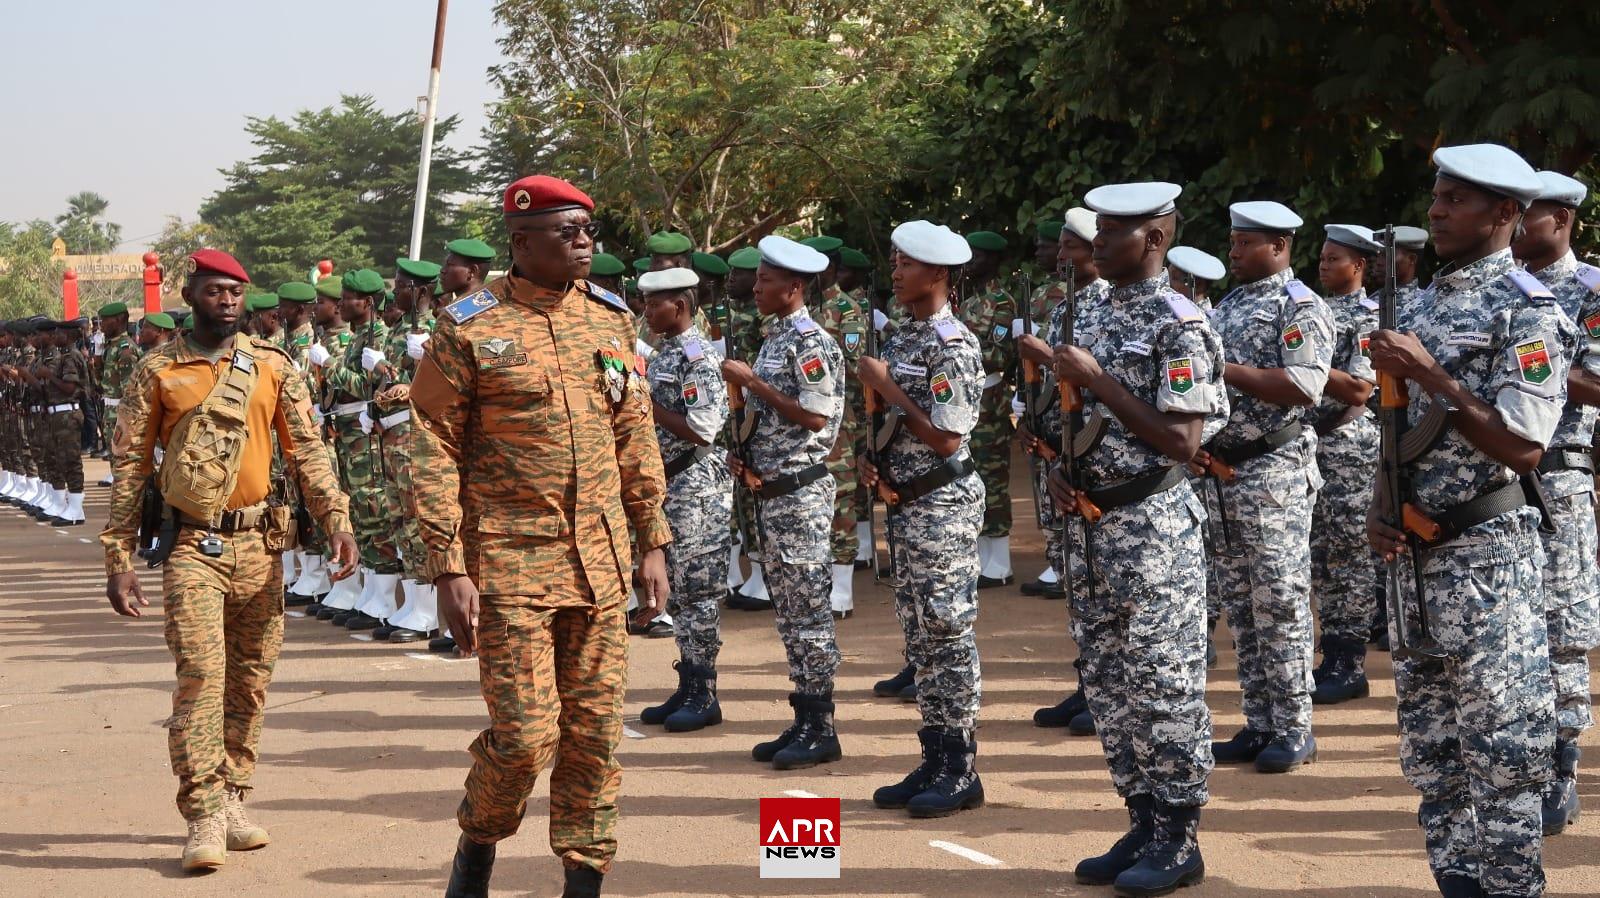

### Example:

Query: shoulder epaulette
xmin=443 ymin=289 xmax=500 ymax=324
xmin=1575 ymin=263 xmax=1600 ymax=294
xmin=794 ymin=314 xmax=820 ymax=335
xmin=684 ymin=338 xmax=705 ymax=362
xmin=1505 ymin=268 xmax=1555 ymax=300
xmin=933 ymin=318 xmax=965 ymax=344
xmin=581 ymin=280 xmax=629 ymax=313
xmin=1360 ymin=296 xmax=1380 ymax=310
xmin=1285 ymin=280 xmax=1317 ymax=304
xmin=1163 ymin=294 xmax=1205 ymax=322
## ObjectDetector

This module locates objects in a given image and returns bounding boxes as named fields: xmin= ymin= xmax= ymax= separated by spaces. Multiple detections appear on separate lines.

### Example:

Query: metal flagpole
xmin=408 ymin=0 xmax=449 ymax=260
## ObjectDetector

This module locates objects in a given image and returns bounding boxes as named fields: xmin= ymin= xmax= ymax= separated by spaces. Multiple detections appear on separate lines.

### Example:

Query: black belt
xmin=1210 ymin=421 xmax=1303 ymax=466
xmin=888 ymin=455 xmax=976 ymax=509
xmin=664 ymin=445 xmax=714 ymax=480
xmin=1424 ymin=479 xmax=1528 ymax=546
xmin=178 ymin=506 xmax=268 ymax=533
xmin=1085 ymin=465 xmax=1185 ymax=512
xmin=1538 ymin=448 xmax=1594 ymax=476
xmin=758 ymin=462 xmax=828 ymax=499
xmin=1311 ymin=405 xmax=1366 ymax=437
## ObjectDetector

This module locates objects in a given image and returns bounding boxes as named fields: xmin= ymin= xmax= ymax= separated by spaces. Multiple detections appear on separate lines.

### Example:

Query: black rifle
xmin=724 ymin=309 xmax=763 ymax=537
xmin=1376 ymin=224 xmax=1445 ymax=660
xmin=862 ymin=272 xmax=894 ymax=579
xmin=1016 ymin=272 xmax=1051 ymax=529
xmin=1057 ymin=264 xmax=1100 ymax=600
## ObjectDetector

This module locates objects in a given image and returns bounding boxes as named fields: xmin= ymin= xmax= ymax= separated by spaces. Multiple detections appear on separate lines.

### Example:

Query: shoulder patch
xmin=1360 ymin=296 xmax=1380 ymax=310
xmin=1163 ymin=294 xmax=1204 ymax=322
xmin=933 ymin=318 xmax=965 ymax=344
xmin=582 ymin=280 xmax=629 ymax=313
xmin=684 ymin=338 xmax=705 ymax=362
xmin=1573 ymin=263 xmax=1600 ymax=294
xmin=1285 ymin=279 xmax=1317 ymax=304
xmin=444 ymin=289 xmax=499 ymax=324
xmin=1505 ymin=268 xmax=1555 ymax=300
xmin=793 ymin=314 xmax=820 ymax=335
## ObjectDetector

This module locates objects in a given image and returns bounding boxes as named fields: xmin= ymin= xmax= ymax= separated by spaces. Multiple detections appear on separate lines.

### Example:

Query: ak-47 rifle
xmin=724 ymin=310 xmax=763 ymax=501
xmin=862 ymin=272 xmax=894 ymax=579
xmin=1377 ymin=224 xmax=1445 ymax=660
xmin=1017 ymin=271 xmax=1052 ymax=529
xmin=1056 ymin=264 xmax=1101 ymax=600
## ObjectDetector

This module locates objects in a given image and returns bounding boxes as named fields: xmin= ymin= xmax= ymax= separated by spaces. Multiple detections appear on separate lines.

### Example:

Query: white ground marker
xmin=928 ymin=840 xmax=1003 ymax=867
xmin=782 ymin=789 xmax=819 ymax=799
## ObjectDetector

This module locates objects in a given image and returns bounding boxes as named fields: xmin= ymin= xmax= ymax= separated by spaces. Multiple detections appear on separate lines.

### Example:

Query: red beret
xmin=187 ymin=249 xmax=250 ymax=283
xmin=503 ymin=175 xmax=594 ymax=218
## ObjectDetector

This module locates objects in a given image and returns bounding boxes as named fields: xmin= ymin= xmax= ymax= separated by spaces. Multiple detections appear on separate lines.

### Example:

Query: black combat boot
xmin=1068 ymin=708 xmax=1097 ymax=736
xmin=1312 ymin=639 xmax=1370 ymax=704
xmin=1074 ymin=794 xmax=1155 ymax=885
xmin=1212 ymin=728 xmax=1273 ymax=764
xmin=640 ymin=660 xmax=690 ymax=726
xmin=1542 ymin=739 xmax=1581 ymax=835
xmin=874 ymin=663 xmax=915 ymax=698
xmin=302 ymin=595 xmax=326 ymax=615
xmin=664 ymin=664 xmax=723 ymax=732
xmin=899 ymin=681 xmax=918 ymax=703
xmin=1256 ymin=731 xmax=1317 ymax=773
xmin=1112 ymin=802 xmax=1203 ymax=896
xmin=430 ymin=634 xmax=457 ymax=653
xmin=873 ymin=727 xmax=943 ymax=809
xmin=443 ymin=834 xmax=495 ymax=898
xmin=345 ymin=611 xmax=381 ymax=631
xmin=1033 ymin=684 xmax=1089 ymax=727
xmin=1435 ymin=873 xmax=1485 ymax=897
xmin=753 ymin=693 xmax=804 ymax=763
xmin=770 ymin=694 xmax=842 ymax=770
xmin=561 ymin=865 xmax=603 ymax=898
xmin=1312 ymin=635 xmax=1335 ymax=685
xmin=906 ymin=728 xmax=984 ymax=818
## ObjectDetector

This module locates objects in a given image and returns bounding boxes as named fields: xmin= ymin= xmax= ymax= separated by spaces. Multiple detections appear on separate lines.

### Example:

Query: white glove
xmin=872 ymin=309 xmax=889 ymax=332
xmin=92 ymin=332 xmax=105 ymax=354
xmin=1011 ymin=393 xmax=1026 ymax=418
xmin=1011 ymin=318 xmax=1027 ymax=340
xmin=712 ymin=337 xmax=726 ymax=357
xmin=361 ymin=347 xmax=385 ymax=372
xmin=405 ymin=332 xmax=429 ymax=360
xmin=635 ymin=338 xmax=655 ymax=360
xmin=308 ymin=343 xmax=331 ymax=367
xmin=358 ymin=409 xmax=373 ymax=434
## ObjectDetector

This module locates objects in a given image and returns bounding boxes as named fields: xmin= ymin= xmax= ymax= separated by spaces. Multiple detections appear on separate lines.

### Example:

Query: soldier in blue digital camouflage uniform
xmin=1368 ymin=144 xmax=1570 ymax=898
xmin=1031 ymin=182 xmax=1227 ymax=895
xmin=1308 ymin=224 xmax=1383 ymax=705
xmin=1511 ymin=169 xmax=1600 ymax=838
xmin=721 ymin=236 xmax=846 ymax=770
xmin=859 ymin=220 xmax=986 ymax=819
xmin=635 ymin=267 xmax=734 ymax=734
xmin=1199 ymin=200 xmax=1335 ymax=775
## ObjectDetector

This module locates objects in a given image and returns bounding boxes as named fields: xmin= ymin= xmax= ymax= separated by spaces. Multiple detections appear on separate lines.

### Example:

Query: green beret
xmin=840 ymin=248 xmax=872 ymax=270
xmin=1036 ymin=221 xmax=1064 ymax=242
xmin=433 ymin=282 xmax=447 ymax=296
xmin=966 ymin=230 xmax=1006 ymax=252
xmin=143 ymin=312 xmax=176 ymax=330
xmin=727 ymin=247 xmax=762 ymax=270
xmin=623 ymin=278 xmax=639 ymax=293
xmin=381 ymin=290 xmax=395 ymax=310
xmin=801 ymin=236 xmax=844 ymax=253
xmin=97 ymin=302 xmax=128 ymax=318
xmin=692 ymin=251 xmax=730 ymax=276
xmin=342 ymin=268 xmax=385 ymax=296
xmin=170 ymin=310 xmax=191 ymax=324
xmin=445 ymin=238 xmax=496 ymax=262
xmin=646 ymin=231 xmax=693 ymax=255
xmin=632 ymin=257 xmax=650 ymax=274
xmin=589 ymin=252 xmax=627 ymax=276
xmin=315 ymin=277 xmax=343 ymax=300
xmin=246 ymin=293 xmax=280 ymax=312
xmin=277 ymin=282 xmax=317 ymax=303
xmin=396 ymin=258 xmax=443 ymax=281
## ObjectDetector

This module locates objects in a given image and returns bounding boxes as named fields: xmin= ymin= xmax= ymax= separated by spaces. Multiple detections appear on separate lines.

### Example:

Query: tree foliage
xmin=54 ymin=191 xmax=123 ymax=255
xmin=200 ymin=95 xmax=477 ymax=286
xmin=0 ymin=221 xmax=67 ymax=319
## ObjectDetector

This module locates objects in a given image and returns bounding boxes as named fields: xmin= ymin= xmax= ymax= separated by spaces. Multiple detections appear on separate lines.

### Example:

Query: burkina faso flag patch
xmin=1281 ymin=323 xmax=1305 ymax=351
xmin=1516 ymin=338 xmax=1553 ymax=384
xmin=1166 ymin=358 xmax=1194 ymax=394
xmin=931 ymin=371 xmax=954 ymax=403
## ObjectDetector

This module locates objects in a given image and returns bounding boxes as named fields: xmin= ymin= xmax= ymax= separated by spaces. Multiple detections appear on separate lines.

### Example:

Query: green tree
xmin=201 ymin=95 xmax=477 ymax=279
xmin=0 ymin=221 xmax=67 ymax=319
xmin=147 ymin=216 xmax=230 ymax=297
xmin=54 ymin=191 xmax=123 ymax=254
xmin=485 ymin=0 xmax=979 ymax=253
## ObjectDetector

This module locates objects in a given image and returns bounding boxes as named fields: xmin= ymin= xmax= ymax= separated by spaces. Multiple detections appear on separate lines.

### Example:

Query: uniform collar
xmin=505 ymin=270 xmax=572 ymax=310
xmin=1531 ymin=249 xmax=1578 ymax=281
xmin=1108 ymin=272 xmax=1168 ymax=305
xmin=1431 ymin=247 xmax=1514 ymax=292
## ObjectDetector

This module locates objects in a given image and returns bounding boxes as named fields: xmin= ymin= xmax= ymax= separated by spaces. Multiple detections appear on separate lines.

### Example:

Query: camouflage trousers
xmin=887 ymin=475 xmax=984 ymax=730
xmin=1206 ymin=461 xmax=1319 ymax=737
xmin=161 ymin=528 xmax=284 ymax=820
xmin=45 ymin=408 xmax=84 ymax=491
xmin=972 ymin=389 xmax=1014 ymax=538
xmin=1393 ymin=511 xmax=1554 ymax=897
xmin=767 ymin=559 xmax=839 ymax=695
xmin=379 ymin=420 xmax=426 ymax=581
xmin=29 ymin=412 xmax=48 ymax=479
xmin=459 ymin=600 xmax=627 ymax=874
xmin=667 ymin=543 xmax=727 ymax=668
xmin=332 ymin=417 xmax=400 ymax=573
xmin=1539 ymin=473 xmax=1600 ymax=741
xmin=1071 ymin=484 xmax=1214 ymax=807
xmin=101 ymin=404 xmax=118 ymax=463
xmin=1311 ymin=419 xmax=1378 ymax=645
xmin=827 ymin=428 xmax=862 ymax=566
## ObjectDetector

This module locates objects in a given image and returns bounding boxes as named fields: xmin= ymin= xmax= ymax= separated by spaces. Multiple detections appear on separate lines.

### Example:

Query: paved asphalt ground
xmin=1 ymin=454 xmax=1596 ymax=897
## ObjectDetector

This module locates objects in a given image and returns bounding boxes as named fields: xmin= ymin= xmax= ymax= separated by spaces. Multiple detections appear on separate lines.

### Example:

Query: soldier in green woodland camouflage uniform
xmin=96 ymin=302 xmax=141 ymax=487
xmin=958 ymin=231 xmax=1020 ymax=587
xmin=838 ymin=247 xmax=879 ymax=566
xmin=725 ymin=246 xmax=777 ymax=609
xmin=275 ymin=281 xmax=333 ymax=605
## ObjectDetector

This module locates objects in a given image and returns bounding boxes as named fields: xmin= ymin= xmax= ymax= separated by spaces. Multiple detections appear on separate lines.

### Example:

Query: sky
xmin=1 ymin=0 xmax=504 ymax=252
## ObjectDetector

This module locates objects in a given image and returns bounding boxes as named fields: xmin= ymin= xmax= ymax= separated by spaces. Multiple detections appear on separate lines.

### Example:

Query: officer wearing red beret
xmin=410 ymin=176 xmax=671 ymax=898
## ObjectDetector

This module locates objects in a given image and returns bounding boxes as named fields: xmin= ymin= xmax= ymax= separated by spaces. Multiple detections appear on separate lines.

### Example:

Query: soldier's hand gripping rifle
xmin=723 ymin=316 xmax=763 ymax=503
xmin=862 ymin=273 xmax=894 ymax=579
xmin=1056 ymin=263 xmax=1101 ymax=600
xmin=1017 ymin=272 xmax=1053 ymax=529
xmin=1376 ymin=224 xmax=1445 ymax=661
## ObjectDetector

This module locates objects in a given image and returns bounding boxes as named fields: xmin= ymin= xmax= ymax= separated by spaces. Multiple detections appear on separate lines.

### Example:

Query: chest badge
xmin=480 ymin=338 xmax=513 ymax=357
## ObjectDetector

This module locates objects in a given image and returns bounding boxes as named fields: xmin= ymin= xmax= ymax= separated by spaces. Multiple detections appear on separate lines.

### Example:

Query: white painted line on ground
xmin=374 ymin=662 xmax=408 ymax=672
xmin=623 ymin=726 xmax=647 ymax=740
xmin=55 ymin=530 xmax=68 ymax=535
xmin=349 ymin=633 xmax=374 ymax=642
xmin=405 ymin=652 xmax=447 ymax=662
xmin=284 ymin=611 xmax=307 ymax=618
xmin=78 ymin=538 xmax=92 ymax=544
xmin=928 ymin=840 xmax=1003 ymax=867
xmin=783 ymin=789 xmax=819 ymax=799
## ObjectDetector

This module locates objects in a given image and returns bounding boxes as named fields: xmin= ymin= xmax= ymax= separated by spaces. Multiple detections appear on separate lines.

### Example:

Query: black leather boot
xmin=873 ymin=663 xmax=915 ymax=698
xmin=561 ymin=865 xmax=603 ymax=898
xmin=906 ymin=728 xmax=983 ymax=818
xmin=1212 ymin=728 xmax=1272 ymax=764
xmin=752 ymin=693 xmax=803 ymax=762
xmin=770 ymin=694 xmax=842 ymax=770
xmin=1035 ymin=661 xmax=1089 ymax=727
xmin=640 ymin=660 xmax=690 ymax=725
xmin=664 ymin=664 xmax=722 ymax=732
xmin=1542 ymin=738 xmax=1581 ymax=835
xmin=1075 ymin=794 xmax=1155 ymax=885
xmin=443 ymin=834 xmax=495 ymax=898
xmin=1113 ymin=802 xmax=1203 ymax=896
xmin=1311 ymin=638 xmax=1369 ymax=704
xmin=873 ymin=727 xmax=942 ymax=809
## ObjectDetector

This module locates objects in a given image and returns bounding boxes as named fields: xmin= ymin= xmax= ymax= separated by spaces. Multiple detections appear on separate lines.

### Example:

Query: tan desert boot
xmin=182 ymin=811 xmax=227 ymax=872
xmin=223 ymin=787 xmax=271 ymax=850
